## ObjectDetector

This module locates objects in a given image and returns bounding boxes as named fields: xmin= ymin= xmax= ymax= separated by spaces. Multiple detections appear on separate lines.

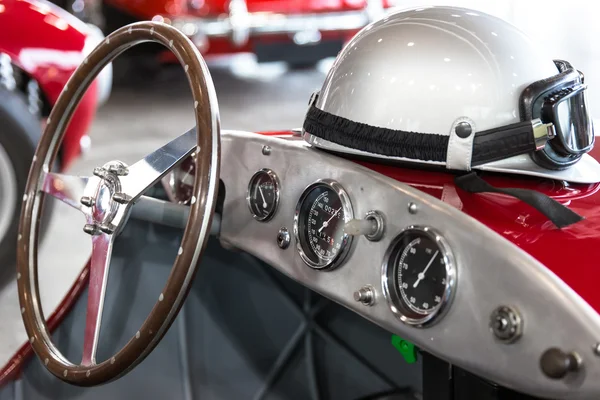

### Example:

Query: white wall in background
xmin=388 ymin=1 xmax=600 ymax=117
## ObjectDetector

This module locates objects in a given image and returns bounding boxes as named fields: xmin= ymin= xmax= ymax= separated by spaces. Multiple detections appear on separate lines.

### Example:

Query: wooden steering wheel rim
xmin=16 ymin=21 xmax=220 ymax=386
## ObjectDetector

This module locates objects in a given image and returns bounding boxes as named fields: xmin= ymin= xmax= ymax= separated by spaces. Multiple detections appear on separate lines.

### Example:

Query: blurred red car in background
xmin=0 ymin=0 xmax=112 ymax=279
xmin=56 ymin=0 xmax=396 ymax=68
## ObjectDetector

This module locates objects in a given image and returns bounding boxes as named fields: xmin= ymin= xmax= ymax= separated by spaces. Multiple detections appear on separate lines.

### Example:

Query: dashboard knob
xmin=354 ymin=286 xmax=375 ymax=306
xmin=345 ymin=219 xmax=377 ymax=236
xmin=344 ymin=210 xmax=385 ymax=241
xmin=276 ymin=227 xmax=290 ymax=249
xmin=540 ymin=348 xmax=581 ymax=379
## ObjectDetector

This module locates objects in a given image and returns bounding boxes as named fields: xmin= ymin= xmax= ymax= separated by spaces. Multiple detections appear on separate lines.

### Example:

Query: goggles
xmin=303 ymin=60 xmax=593 ymax=171
xmin=522 ymin=60 xmax=594 ymax=169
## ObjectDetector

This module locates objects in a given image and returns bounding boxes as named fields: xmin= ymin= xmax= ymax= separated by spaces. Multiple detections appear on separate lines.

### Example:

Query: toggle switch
xmin=344 ymin=210 xmax=385 ymax=241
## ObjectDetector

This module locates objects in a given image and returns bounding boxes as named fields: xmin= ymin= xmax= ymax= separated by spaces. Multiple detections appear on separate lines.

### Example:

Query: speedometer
xmin=294 ymin=180 xmax=353 ymax=270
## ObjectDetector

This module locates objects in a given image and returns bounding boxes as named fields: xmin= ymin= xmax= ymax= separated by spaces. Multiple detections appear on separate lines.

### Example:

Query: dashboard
xmin=169 ymin=130 xmax=600 ymax=399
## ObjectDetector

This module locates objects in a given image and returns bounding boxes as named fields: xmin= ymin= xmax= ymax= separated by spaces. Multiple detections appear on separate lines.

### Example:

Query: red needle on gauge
xmin=413 ymin=250 xmax=439 ymax=288
xmin=319 ymin=207 xmax=342 ymax=233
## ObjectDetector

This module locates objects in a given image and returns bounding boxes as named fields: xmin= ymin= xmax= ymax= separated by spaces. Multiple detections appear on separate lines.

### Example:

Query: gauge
xmin=294 ymin=180 xmax=353 ymax=270
xmin=382 ymin=226 xmax=456 ymax=327
xmin=246 ymin=169 xmax=280 ymax=221
xmin=163 ymin=154 xmax=195 ymax=204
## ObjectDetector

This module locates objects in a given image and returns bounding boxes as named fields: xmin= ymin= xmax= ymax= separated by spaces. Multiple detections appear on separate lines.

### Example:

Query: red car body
xmin=102 ymin=0 xmax=396 ymax=62
xmin=0 ymin=0 xmax=110 ymax=170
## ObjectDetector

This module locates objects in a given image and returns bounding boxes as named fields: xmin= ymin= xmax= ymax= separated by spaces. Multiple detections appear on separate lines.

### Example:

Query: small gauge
xmin=247 ymin=169 xmax=280 ymax=221
xmin=382 ymin=226 xmax=456 ymax=327
xmin=164 ymin=154 xmax=195 ymax=204
xmin=294 ymin=180 xmax=353 ymax=270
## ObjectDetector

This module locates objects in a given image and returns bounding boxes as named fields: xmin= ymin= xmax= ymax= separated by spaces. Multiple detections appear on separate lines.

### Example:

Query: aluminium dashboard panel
xmin=217 ymin=130 xmax=600 ymax=400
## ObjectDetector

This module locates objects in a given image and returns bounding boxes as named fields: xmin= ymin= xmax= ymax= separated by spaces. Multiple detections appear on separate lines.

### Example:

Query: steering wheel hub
xmin=93 ymin=181 xmax=116 ymax=223
xmin=91 ymin=162 xmax=124 ymax=224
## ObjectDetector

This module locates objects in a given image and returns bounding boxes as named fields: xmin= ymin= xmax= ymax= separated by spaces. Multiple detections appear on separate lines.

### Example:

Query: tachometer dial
xmin=382 ymin=226 xmax=456 ymax=326
xmin=295 ymin=180 xmax=353 ymax=270
xmin=247 ymin=169 xmax=280 ymax=221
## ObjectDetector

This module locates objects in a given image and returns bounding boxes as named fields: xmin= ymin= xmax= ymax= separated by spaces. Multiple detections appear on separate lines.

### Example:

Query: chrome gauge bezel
xmin=246 ymin=168 xmax=280 ymax=222
xmin=381 ymin=226 xmax=456 ymax=327
xmin=294 ymin=179 xmax=354 ymax=271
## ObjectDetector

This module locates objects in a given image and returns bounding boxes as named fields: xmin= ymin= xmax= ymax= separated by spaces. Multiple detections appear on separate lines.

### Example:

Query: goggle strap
xmin=471 ymin=120 xmax=554 ymax=166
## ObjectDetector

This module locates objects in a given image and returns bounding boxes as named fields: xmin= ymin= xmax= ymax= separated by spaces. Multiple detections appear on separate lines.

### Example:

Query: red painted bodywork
xmin=4 ymin=130 xmax=598 ymax=386
xmin=0 ymin=262 xmax=90 ymax=385
xmin=105 ymin=0 xmax=389 ymax=20
xmin=105 ymin=0 xmax=394 ymax=61
xmin=0 ymin=0 xmax=99 ymax=170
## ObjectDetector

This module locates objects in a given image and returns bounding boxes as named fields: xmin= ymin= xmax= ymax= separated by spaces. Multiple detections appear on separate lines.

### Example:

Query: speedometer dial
xmin=295 ymin=180 xmax=353 ymax=270
xmin=382 ymin=226 xmax=456 ymax=327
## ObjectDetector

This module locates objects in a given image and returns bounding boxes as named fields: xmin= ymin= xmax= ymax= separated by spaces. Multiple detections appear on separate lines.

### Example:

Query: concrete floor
xmin=0 ymin=56 xmax=329 ymax=365
xmin=86 ymin=56 xmax=326 ymax=166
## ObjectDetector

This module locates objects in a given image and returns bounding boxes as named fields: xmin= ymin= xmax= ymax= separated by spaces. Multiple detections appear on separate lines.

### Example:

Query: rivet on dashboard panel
xmin=277 ymin=227 xmax=290 ymax=249
xmin=490 ymin=305 xmax=523 ymax=343
xmin=408 ymin=202 xmax=418 ymax=214
xmin=354 ymin=285 xmax=376 ymax=306
xmin=262 ymin=145 xmax=271 ymax=156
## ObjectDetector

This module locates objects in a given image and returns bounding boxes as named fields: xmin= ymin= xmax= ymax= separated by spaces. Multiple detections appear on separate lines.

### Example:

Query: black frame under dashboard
xmin=422 ymin=353 xmax=544 ymax=400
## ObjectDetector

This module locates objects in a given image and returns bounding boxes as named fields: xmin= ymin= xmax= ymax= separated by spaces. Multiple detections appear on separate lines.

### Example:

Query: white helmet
xmin=303 ymin=6 xmax=599 ymax=184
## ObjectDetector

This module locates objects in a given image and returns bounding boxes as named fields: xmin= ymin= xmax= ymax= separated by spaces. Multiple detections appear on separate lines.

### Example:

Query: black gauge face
xmin=247 ymin=169 xmax=279 ymax=221
xmin=384 ymin=228 xmax=455 ymax=326
xmin=296 ymin=180 xmax=353 ymax=270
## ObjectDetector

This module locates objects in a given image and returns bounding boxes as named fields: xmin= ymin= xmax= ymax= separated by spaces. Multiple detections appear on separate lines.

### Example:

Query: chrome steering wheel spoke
xmin=119 ymin=128 xmax=197 ymax=202
xmin=41 ymin=171 xmax=93 ymax=213
xmin=81 ymin=231 xmax=114 ymax=366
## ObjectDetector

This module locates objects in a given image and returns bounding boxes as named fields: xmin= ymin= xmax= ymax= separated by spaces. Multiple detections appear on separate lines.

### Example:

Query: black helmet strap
xmin=303 ymin=103 xmax=547 ymax=167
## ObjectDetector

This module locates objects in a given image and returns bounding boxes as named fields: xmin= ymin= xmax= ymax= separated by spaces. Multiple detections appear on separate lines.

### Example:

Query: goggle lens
xmin=541 ymin=84 xmax=594 ymax=156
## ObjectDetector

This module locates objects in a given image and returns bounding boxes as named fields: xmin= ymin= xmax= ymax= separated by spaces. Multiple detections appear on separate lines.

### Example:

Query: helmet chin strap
xmin=455 ymin=172 xmax=583 ymax=229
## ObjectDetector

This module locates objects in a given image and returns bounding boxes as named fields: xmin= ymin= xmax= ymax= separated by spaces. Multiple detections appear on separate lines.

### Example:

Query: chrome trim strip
xmin=170 ymin=10 xmax=374 ymax=47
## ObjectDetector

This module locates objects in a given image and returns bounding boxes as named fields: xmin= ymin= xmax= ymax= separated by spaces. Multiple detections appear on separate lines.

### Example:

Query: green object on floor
xmin=391 ymin=335 xmax=417 ymax=364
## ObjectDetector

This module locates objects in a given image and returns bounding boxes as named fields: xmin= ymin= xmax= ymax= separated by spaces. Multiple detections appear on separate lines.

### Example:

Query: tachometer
xmin=294 ymin=180 xmax=353 ymax=270
xmin=382 ymin=226 xmax=456 ymax=326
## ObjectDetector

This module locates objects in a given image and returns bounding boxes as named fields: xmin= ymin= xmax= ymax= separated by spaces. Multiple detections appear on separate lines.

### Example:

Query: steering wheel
xmin=16 ymin=22 xmax=220 ymax=386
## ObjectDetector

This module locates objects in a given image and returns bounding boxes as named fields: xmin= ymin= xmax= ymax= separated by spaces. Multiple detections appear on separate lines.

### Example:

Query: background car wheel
xmin=0 ymin=89 xmax=41 ymax=287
